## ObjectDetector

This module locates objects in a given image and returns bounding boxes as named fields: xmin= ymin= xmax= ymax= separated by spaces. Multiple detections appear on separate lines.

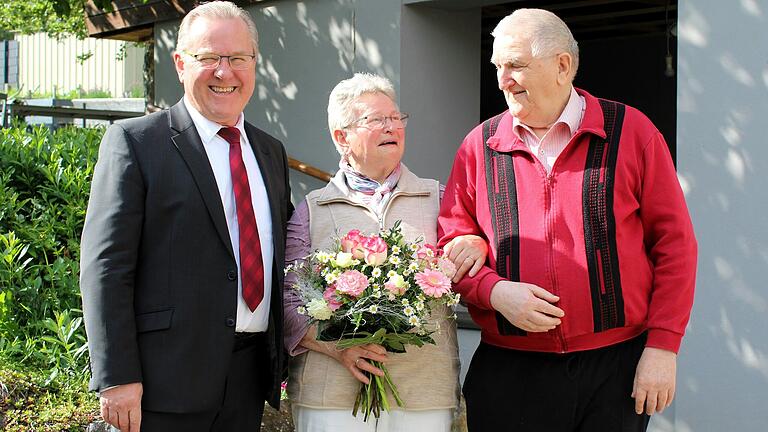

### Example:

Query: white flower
xmin=296 ymin=306 xmax=306 ymax=315
xmin=387 ymin=270 xmax=398 ymax=279
xmin=333 ymin=252 xmax=354 ymax=268
xmin=389 ymin=255 xmax=401 ymax=265
xmin=368 ymin=305 xmax=379 ymax=314
xmin=401 ymin=298 xmax=410 ymax=306
xmin=408 ymin=262 xmax=419 ymax=272
xmin=324 ymin=272 xmax=338 ymax=284
xmin=408 ymin=316 xmax=420 ymax=326
xmin=403 ymin=306 xmax=415 ymax=316
xmin=415 ymin=301 xmax=425 ymax=311
xmin=306 ymin=299 xmax=332 ymax=320
xmin=373 ymin=289 xmax=382 ymax=298
xmin=317 ymin=252 xmax=333 ymax=263
xmin=372 ymin=267 xmax=382 ymax=278
xmin=447 ymin=293 xmax=461 ymax=306
xmin=409 ymin=243 xmax=420 ymax=252
xmin=392 ymin=245 xmax=401 ymax=255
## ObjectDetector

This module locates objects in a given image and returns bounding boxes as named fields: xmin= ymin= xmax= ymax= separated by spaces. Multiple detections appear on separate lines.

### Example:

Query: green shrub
xmin=0 ymin=361 xmax=99 ymax=431
xmin=0 ymin=124 xmax=103 ymax=380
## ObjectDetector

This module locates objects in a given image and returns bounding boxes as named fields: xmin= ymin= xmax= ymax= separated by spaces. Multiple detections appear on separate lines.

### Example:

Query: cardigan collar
xmin=487 ymin=87 xmax=608 ymax=153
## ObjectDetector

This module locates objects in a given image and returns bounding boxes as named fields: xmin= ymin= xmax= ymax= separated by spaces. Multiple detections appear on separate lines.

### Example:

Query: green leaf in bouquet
xmin=384 ymin=339 xmax=405 ymax=353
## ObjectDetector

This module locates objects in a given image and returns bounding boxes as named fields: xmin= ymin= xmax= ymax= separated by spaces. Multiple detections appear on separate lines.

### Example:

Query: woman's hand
xmin=444 ymin=234 xmax=489 ymax=282
xmin=334 ymin=344 xmax=388 ymax=384
xmin=299 ymin=325 xmax=388 ymax=384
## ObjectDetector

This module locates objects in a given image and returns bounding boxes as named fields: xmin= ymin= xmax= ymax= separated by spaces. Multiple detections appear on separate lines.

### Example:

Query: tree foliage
xmin=0 ymin=0 xmax=113 ymax=39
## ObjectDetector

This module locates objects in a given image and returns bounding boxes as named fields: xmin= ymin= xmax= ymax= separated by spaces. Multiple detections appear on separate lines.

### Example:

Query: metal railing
xmin=9 ymin=100 xmax=144 ymax=123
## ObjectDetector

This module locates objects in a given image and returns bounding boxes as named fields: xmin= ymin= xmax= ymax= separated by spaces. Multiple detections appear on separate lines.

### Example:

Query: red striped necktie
xmin=218 ymin=126 xmax=264 ymax=311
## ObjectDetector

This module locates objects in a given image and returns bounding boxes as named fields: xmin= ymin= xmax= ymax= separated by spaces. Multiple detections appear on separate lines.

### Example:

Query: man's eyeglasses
xmin=344 ymin=113 xmax=409 ymax=130
xmin=183 ymin=51 xmax=256 ymax=70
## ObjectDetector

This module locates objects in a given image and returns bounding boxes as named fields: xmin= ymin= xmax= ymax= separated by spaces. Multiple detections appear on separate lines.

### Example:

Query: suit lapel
xmin=169 ymin=102 xmax=235 ymax=259
xmin=243 ymin=123 xmax=285 ymax=257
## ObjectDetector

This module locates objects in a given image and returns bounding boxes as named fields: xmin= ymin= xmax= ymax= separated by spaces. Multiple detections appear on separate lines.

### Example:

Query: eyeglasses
xmin=344 ymin=113 xmax=409 ymax=130
xmin=182 ymin=51 xmax=256 ymax=70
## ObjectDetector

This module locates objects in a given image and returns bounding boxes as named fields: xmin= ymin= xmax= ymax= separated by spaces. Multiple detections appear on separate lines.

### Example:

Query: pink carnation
xmin=361 ymin=235 xmax=388 ymax=266
xmin=340 ymin=229 xmax=367 ymax=259
xmin=415 ymin=269 xmax=452 ymax=298
xmin=323 ymin=285 xmax=343 ymax=311
xmin=335 ymin=270 xmax=369 ymax=297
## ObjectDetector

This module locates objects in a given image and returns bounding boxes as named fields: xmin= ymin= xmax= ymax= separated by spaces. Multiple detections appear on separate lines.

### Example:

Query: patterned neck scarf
xmin=340 ymin=161 xmax=402 ymax=216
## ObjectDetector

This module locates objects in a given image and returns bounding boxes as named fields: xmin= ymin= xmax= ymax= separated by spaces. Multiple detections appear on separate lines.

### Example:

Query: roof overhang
xmin=85 ymin=0 xmax=195 ymax=41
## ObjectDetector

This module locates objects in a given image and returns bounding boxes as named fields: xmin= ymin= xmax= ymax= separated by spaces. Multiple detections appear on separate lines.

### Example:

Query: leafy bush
xmin=0 ymin=362 xmax=99 ymax=431
xmin=0 ymin=124 xmax=102 ymax=380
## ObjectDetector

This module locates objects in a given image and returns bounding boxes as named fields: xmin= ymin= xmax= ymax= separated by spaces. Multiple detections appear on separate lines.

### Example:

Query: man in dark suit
xmin=79 ymin=2 xmax=292 ymax=430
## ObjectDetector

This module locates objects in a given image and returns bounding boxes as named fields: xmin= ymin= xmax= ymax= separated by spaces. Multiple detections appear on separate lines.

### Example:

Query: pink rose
xmin=361 ymin=236 xmax=388 ymax=266
xmin=323 ymin=285 xmax=343 ymax=311
xmin=415 ymin=244 xmax=440 ymax=265
xmin=437 ymin=257 xmax=457 ymax=279
xmin=335 ymin=270 xmax=369 ymax=297
xmin=340 ymin=229 xmax=367 ymax=259
xmin=384 ymin=274 xmax=408 ymax=296
xmin=414 ymin=269 xmax=452 ymax=298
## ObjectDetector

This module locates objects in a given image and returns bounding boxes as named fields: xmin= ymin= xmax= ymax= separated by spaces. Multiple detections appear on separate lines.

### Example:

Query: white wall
xmin=17 ymin=33 xmax=144 ymax=97
xmin=668 ymin=1 xmax=768 ymax=431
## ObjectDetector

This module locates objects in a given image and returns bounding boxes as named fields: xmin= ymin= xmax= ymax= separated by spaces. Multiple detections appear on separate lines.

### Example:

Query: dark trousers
xmin=141 ymin=335 xmax=270 ymax=432
xmin=463 ymin=334 xmax=650 ymax=432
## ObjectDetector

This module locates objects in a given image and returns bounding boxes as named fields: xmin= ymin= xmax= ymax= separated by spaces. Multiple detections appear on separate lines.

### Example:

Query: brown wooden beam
xmin=84 ymin=0 xmax=269 ymax=40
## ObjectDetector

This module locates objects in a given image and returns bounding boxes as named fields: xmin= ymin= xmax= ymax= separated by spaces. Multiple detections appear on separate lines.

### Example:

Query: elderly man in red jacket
xmin=439 ymin=8 xmax=697 ymax=432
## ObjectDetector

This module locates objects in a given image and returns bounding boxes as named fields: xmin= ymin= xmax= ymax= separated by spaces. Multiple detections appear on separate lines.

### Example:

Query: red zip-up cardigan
xmin=438 ymin=89 xmax=697 ymax=354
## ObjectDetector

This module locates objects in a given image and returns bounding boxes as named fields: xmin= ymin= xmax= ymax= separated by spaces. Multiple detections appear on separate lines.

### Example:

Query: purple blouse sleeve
xmin=283 ymin=199 xmax=312 ymax=356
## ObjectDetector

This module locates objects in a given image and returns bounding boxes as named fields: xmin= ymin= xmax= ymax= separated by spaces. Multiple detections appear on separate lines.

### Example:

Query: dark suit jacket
xmin=80 ymin=101 xmax=292 ymax=412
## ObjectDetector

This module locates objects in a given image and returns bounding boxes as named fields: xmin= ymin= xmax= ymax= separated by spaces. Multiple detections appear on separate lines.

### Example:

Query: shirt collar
xmin=513 ymin=86 xmax=584 ymax=139
xmin=183 ymin=96 xmax=246 ymax=146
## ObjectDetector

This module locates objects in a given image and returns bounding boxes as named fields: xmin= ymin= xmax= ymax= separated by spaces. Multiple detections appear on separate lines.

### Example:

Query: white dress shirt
xmin=184 ymin=98 xmax=273 ymax=332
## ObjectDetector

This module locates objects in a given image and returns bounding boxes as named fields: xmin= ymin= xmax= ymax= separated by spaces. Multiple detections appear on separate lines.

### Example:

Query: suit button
xmin=227 ymin=270 xmax=237 ymax=281
xmin=225 ymin=317 xmax=236 ymax=327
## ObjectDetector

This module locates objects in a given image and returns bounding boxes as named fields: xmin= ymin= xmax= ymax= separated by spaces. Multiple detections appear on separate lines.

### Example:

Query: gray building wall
xmin=155 ymin=0 xmax=478 ymax=199
xmin=671 ymin=1 xmax=768 ymax=431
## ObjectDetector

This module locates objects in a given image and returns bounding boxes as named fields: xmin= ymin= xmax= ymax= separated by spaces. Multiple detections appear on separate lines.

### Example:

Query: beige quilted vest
xmin=287 ymin=166 xmax=460 ymax=410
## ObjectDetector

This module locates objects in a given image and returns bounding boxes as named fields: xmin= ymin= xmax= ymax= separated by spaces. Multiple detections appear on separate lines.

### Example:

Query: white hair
xmin=176 ymin=1 xmax=258 ymax=54
xmin=327 ymin=73 xmax=398 ymax=155
xmin=492 ymin=8 xmax=579 ymax=76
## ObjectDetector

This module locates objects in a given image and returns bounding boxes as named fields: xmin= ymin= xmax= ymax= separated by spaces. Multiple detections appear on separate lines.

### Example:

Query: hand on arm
xmin=632 ymin=347 xmax=677 ymax=415
xmin=298 ymin=325 xmax=388 ymax=384
xmin=100 ymin=382 xmax=143 ymax=432
xmin=489 ymin=281 xmax=564 ymax=332
xmin=443 ymin=234 xmax=489 ymax=282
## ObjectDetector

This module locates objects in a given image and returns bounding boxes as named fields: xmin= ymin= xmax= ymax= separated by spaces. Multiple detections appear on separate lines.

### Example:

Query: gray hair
xmin=492 ymin=8 xmax=579 ymax=76
xmin=176 ymin=1 xmax=259 ymax=54
xmin=327 ymin=73 xmax=398 ymax=154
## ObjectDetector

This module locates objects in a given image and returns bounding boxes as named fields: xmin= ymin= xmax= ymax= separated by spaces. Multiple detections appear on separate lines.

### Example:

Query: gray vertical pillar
xmin=666 ymin=1 xmax=768 ymax=431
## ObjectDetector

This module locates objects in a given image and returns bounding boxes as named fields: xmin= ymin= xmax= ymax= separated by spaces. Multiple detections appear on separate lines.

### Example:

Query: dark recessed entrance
xmin=480 ymin=0 xmax=678 ymax=161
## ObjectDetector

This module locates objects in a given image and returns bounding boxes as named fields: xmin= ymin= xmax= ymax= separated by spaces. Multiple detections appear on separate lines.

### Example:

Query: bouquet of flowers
xmin=287 ymin=221 xmax=461 ymax=421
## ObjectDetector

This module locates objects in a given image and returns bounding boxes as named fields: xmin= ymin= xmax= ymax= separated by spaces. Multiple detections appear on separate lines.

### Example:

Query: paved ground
xmin=457 ymin=328 xmax=481 ymax=385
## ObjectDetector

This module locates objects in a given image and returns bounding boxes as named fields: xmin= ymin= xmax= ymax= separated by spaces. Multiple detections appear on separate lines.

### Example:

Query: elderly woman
xmin=283 ymin=73 xmax=487 ymax=432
